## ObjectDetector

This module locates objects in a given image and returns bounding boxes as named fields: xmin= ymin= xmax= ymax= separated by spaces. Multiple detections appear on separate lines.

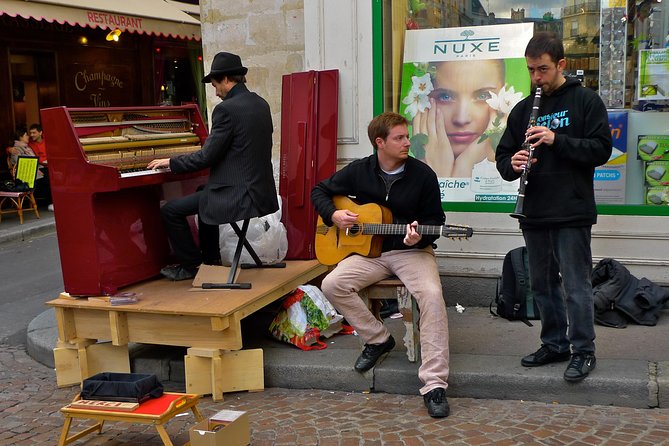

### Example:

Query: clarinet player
xmin=495 ymin=32 xmax=612 ymax=382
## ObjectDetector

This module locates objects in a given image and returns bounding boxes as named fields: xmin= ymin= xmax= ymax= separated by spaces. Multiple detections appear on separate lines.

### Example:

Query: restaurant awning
xmin=0 ymin=0 xmax=201 ymax=41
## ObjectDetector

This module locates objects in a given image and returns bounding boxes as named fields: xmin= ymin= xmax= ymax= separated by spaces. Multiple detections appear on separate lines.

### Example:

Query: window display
xmin=599 ymin=6 xmax=628 ymax=108
xmin=380 ymin=0 xmax=669 ymax=212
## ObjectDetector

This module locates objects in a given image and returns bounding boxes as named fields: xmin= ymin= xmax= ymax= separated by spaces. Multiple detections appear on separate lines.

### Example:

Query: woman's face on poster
xmin=430 ymin=60 xmax=504 ymax=156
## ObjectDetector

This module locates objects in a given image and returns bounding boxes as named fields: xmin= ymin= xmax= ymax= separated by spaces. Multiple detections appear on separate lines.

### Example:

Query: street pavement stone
xmin=3 ymin=344 xmax=669 ymax=445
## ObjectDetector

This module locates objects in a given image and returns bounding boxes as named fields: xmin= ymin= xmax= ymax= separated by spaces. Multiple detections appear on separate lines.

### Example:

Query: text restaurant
xmin=0 ymin=0 xmax=204 ymax=179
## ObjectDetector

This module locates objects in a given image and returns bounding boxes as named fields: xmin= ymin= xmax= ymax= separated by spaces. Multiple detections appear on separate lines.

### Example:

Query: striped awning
xmin=0 ymin=0 xmax=201 ymax=41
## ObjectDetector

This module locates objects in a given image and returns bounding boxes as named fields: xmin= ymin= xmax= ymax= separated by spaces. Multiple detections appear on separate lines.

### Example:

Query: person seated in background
xmin=8 ymin=127 xmax=41 ymax=178
xmin=28 ymin=124 xmax=47 ymax=165
xmin=28 ymin=123 xmax=53 ymax=211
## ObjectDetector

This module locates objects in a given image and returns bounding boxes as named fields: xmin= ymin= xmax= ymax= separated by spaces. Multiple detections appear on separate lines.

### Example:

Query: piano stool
xmin=48 ymin=260 xmax=328 ymax=401
xmin=359 ymin=278 xmax=420 ymax=363
xmin=58 ymin=392 xmax=203 ymax=446
xmin=0 ymin=190 xmax=40 ymax=224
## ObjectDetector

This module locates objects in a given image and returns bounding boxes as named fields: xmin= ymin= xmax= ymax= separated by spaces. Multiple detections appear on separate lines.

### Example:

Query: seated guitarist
xmin=311 ymin=112 xmax=450 ymax=418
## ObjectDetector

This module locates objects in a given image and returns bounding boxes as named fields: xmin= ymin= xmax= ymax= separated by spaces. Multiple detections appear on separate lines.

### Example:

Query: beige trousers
xmin=320 ymin=247 xmax=450 ymax=394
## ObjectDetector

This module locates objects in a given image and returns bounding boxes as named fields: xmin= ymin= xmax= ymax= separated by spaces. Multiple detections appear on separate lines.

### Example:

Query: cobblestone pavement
xmin=2 ymin=344 xmax=669 ymax=446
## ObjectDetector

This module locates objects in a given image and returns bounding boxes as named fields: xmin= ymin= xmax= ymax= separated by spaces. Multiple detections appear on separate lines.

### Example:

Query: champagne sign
xmin=64 ymin=64 xmax=131 ymax=107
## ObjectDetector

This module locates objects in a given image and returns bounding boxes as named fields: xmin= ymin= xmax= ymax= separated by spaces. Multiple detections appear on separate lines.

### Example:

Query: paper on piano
xmin=191 ymin=265 xmax=243 ymax=290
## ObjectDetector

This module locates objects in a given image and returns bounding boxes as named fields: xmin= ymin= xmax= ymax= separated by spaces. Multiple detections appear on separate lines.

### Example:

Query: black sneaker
xmin=354 ymin=335 xmax=395 ymax=372
xmin=564 ymin=353 xmax=596 ymax=382
xmin=423 ymin=387 xmax=450 ymax=418
xmin=521 ymin=345 xmax=571 ymax=367
xmin=160 ymin=264 xmax=198 ymax=281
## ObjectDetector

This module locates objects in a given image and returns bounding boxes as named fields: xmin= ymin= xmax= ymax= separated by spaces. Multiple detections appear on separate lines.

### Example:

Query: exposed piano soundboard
xmin=74 ymin=110 xmax=204 ymax=177
xmin=41 ymin=105 xmax=210 ymax=296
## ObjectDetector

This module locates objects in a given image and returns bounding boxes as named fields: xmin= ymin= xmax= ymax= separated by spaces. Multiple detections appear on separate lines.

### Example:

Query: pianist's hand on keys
xmin=148 ymin=158 xmax=171 ymax=170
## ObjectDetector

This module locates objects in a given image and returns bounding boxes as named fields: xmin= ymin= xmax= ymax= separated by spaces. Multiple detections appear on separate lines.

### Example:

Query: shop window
xmin=377 ymin=0 xmax=669 ymax=215
xmin=153 ymin=42 xmax=207 ymax=124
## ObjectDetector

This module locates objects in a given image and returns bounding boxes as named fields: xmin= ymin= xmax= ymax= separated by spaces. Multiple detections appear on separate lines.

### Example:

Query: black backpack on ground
xmin=490 ymin=246 xmax=540 ymax=326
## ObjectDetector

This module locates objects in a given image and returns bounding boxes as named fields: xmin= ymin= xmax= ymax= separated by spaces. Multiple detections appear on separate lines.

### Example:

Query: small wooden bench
xmin=360 ymin=278 xmax=420 ymax=362
xmin=58 ymin=392 xmax=203 ymax=446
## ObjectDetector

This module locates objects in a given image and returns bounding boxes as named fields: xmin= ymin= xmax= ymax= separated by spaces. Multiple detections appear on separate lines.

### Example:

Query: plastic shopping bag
xmin=269 ymin=285 xmax=344 ymax=350
xmin=219 ymin=195 xmax=288 ymax=266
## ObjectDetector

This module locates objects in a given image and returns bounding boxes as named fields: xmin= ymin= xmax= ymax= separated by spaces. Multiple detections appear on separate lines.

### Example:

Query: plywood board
xmin=47 ymin=260 xmax=328 ymax=318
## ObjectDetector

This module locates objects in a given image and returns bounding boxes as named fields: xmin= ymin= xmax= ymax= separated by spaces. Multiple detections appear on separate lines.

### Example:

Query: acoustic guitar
xmin=315 ymin=196 xmax=473 ymax=265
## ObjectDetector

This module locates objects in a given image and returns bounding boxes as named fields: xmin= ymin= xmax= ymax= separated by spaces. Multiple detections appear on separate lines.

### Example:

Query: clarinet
xmin=510 ymin=87 xmax=543 ymax=219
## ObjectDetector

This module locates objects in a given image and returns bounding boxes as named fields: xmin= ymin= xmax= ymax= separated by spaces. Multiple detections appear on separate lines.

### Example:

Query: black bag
xmin=490 ymin=246 xmax=540 ymax=326
xmin=80 ymin=372 xmax=164 ymax=403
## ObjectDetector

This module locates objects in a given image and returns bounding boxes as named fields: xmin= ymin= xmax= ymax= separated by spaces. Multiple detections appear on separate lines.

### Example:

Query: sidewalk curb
xmin=27 ymin=308 xmax=659 ymax=410
xmin=0 ymin=218 xmax=55 ymax=245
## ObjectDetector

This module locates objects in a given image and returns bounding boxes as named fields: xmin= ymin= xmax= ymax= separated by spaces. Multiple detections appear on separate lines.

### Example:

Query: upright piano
xmin=41 ymin=105 xmax=209 ymax=296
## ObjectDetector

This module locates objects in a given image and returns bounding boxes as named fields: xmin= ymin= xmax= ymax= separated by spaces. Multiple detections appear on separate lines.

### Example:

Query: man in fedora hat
xmin=148 ymin=51 xmax=278 ymax=281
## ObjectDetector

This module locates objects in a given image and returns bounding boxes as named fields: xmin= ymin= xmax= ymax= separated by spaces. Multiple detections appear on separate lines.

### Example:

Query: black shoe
xmin=160 ymin=264 xmax=198 ymax=281
xmin=354 ymin=335 xmax=395 ymax=372
xmin=564 ymin=353 xmax=596 ymax=382
xmin=521 ymin=345 xmax=571 ymax=367
xmin=423 ymin=387 xmax=450 ymax=418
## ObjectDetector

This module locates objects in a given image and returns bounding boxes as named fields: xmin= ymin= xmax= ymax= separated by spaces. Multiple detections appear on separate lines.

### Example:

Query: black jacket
xmin=592 ymin=258 xmax=669 ymax=328
xmin=496 ymin=78 xmax=612 ymax=228
xmin=170 ymin=83 xmax=278 ymax=225
xmin=311 ymin=154 xmax=444 ymax=252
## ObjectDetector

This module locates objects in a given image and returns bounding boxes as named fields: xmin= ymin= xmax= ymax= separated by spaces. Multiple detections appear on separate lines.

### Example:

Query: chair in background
xmin=0 ymin=155 xmax=40 ymax=224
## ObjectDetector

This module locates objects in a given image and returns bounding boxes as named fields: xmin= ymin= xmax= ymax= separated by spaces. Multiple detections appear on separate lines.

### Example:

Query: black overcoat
xmin=170 ymin=83 xmax=278 ymax=224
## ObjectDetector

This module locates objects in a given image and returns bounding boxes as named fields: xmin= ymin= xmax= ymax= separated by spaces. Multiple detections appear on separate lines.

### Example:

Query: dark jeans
xmin=160 ymin=190 xmax=220 ymax=268
xmin=523 ymin=226 xmax=595 ymax=355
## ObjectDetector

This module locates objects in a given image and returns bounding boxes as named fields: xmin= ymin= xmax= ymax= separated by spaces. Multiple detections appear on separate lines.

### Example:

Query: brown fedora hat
xmin=202 ymin=52 xmax=248 ymax=83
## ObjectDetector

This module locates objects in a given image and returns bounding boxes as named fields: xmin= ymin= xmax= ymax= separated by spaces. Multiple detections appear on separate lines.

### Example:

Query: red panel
xmin=280 ymin=70 xmax=338 ymax=260
xmin=41 ymin=105 xmax=208 ymax=296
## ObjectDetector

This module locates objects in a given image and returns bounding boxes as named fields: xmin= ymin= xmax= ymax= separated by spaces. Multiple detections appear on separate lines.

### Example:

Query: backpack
xmin=490 ymin=246 xmax=540 ymax=326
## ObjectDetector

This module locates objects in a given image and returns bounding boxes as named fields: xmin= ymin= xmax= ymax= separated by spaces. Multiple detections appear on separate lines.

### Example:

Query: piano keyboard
xmin=120 ymin=168 xmax=170 ymax=178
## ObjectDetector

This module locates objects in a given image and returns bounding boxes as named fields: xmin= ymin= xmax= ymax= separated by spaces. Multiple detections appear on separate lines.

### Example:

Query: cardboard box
xmin=189 ymin=410 xmax=250 ymax=446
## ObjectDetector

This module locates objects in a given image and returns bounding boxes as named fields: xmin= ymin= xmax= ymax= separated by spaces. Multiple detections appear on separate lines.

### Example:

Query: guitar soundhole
xmin=348 ymin=225 xmax=361 ymax=236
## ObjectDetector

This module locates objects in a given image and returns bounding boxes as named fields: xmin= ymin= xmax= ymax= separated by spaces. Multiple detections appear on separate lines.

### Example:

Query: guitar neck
xmin=361 ymin=224 xmax=443 ymax=236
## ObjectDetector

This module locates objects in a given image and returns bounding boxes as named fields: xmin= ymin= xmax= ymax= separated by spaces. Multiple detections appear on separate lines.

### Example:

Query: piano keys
xmin=41 ymin=105 xmax=209 ymax=296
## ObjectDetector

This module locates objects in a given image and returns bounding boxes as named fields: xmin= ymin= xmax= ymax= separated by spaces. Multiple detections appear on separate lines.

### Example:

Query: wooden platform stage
xmin=48 ymin=260 xmax=328 ymax=401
